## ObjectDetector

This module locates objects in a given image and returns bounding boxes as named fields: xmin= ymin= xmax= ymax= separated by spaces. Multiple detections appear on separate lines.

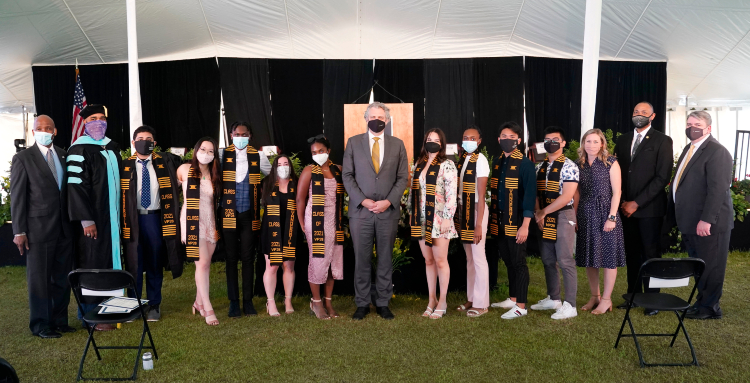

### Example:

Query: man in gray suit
xmin=343 ymin=102 xmax=409 ymax=320
xmin=668 ymin=111 xmax=733 ymax=320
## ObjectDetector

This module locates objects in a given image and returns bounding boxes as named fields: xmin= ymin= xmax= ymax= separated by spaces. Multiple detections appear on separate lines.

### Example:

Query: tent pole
xmin=126 ymin=0 xmax=143 ymax=145
xmin=580 ymin=0 xmax=602 ymax=139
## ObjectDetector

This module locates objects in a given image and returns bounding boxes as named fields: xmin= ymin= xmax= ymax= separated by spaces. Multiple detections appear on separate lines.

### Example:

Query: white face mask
xmin=277 ymin=165 xmax=291 ymax=179
xmin=196 ymin=152 xmax=214 ymax=165
xmin=312 ymin=153 xmax=329 ymax=166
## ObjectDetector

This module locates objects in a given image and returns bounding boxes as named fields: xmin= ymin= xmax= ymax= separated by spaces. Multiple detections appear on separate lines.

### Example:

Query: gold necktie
xmin=674 ymin=144 xmax=695 ymax=192
xmin=372 ymin=137 xmax=380 ymax=174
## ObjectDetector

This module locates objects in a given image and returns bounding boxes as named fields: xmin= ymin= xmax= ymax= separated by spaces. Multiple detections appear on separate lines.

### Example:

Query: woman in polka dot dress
xmin=575 ymin=129 xmax=625 ymax=315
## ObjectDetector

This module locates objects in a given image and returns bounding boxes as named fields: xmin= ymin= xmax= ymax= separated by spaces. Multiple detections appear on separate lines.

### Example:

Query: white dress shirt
xmin=368 ymin=130 xmax=385 ymax=167
xmin=136 ymin=154 xmax=160 ymax=210
xmin=236 ymin=147 xmax=272 ymax=181
xmin=673 ymin=134 xmax=711 ymax=200
xmin=630 ymin=125 xmax=652 ymax=155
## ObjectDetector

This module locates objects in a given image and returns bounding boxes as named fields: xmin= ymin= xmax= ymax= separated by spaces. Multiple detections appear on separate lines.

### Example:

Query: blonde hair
xmin=577 ymin=128 xmax=610 ymax=167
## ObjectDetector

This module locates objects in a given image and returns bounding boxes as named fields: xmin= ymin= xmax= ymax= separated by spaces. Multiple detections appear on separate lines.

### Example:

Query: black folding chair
xmin=0 ymin=357 xmax=19 ymax=383
xmin=68 ymin=269 xmax=158 ymax=381
xmin=614 ymin=257 xmax=705 ymax=367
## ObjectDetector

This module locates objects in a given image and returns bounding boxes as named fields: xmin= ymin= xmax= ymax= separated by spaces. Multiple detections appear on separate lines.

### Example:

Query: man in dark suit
xmin=613 ymin=101 xmax=673 ymax=315
xmin=11 ymin=115 xmax=75 ymax=338
xmin=342 ymin=102 xmax=409 ymax=320
xmin=668 ymin=111 xmax=733 ymax=320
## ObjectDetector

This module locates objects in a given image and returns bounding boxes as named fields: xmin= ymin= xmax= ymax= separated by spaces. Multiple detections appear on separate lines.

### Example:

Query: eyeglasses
xmin=543 ymin=138 xmax=561 ymax=143
xmin=307 ymin=134 xmax=326 ymax=144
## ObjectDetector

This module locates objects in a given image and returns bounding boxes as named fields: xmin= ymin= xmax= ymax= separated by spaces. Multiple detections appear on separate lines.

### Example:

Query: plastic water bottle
xmin=142 ymin=352 xmax=153 ymax=371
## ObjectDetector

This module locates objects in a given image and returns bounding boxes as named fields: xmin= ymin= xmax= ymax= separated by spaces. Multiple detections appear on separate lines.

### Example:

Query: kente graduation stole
xmin=184 ymin=166 xmax=202 ymax=258
xmin=489 ymin=149 xmax=523 ymax=238
xmin=310 ymin=160 xmax=345 ymax=257
xmin=411 ymin=157 xmax=440 ymax=246
xmin=266 ymin=180 xmax=298 ymax=265
xmin=455 ymin=151 xmax=479 ymax=243
xmin=222 ymin=144 xmax=261 ymax=231
xmin=537 ymin=155 xmax=566 ymax=242
xmin=121 ymin=153 xmax=177 ymax=241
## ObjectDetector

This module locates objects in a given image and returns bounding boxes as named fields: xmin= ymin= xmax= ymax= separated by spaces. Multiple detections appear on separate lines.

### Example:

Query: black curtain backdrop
xmin=322 ymin=60 xmax=374 ymax=164
xmin=423 ymin=58 xmax=475 ymax=144
xmin=218 ymin=58 xmax=274 ymax=148
xmin=268 ymin=59 xmax=324 ymax=162
xmin=139 ymin=58 xmax=221 ymax=148
xmin=473 ymin=57 xmax=525 ymax=156
xmin=32 ymin=64 xmax=130 ymax=148
xmin=594 ymin=61 xmax=667 ymax=135
xmin=524 ymin=57 xmax=583 ymax=145
xmin=373 ymin=59 xmax=425 ymax=161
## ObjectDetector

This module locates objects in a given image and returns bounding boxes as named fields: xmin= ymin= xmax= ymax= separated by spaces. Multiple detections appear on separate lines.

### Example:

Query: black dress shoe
xmin=243 ymin=301 xmax=258 ymax=316
xmin=376 ymin=306 xmax=395 ymax=320
xmin=352 ymin=306 xmax=370 ymax=320
xmin=228 ymin=300 xmax=241 ymax=318
xmin=644 ymin=308 xmax=659 ymax=316
xmin=37 ymin=329 xmax=62 ymax=339
xmin=617 ymin=301 xmax=639 ymax=309
xmin=56 ymin=325 xmax=77 ymax=333
xmin=685 ymin=307 xmax=722 ymax=320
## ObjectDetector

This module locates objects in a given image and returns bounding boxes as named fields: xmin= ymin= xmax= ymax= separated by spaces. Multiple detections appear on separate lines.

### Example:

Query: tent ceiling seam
xmin=0 ymin=78 xmax=20 ymax=102
xmin=197 ymin=0 xmax=219 ymax=57
xmin=502 ymin=0 xmax=526 ymax=56
xmin=614 ymin=0 xmax=652 ymax=58
xmin=688 ymin=25 xmax=750 ymax=97
xmin=428 ymin=0 xmax=443 ymax=58
xmin=283 ymin=0 xmax=296 ymax=57
xmin=62 ymin=0 xmax=105 ymax=63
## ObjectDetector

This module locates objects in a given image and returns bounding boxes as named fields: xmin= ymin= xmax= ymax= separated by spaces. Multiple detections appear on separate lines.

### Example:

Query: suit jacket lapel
xmin=362 ymin=133 xmax=376 ymax=173
xmin=381 ymin=135 xmax=394 ymax=171
xmin=631 ymin=130 xmax=655 ymax=161
xmin=30 ymin=143 xmax=58 ymax=188
xmin=677 ymin=136 xmax=712 ymax=188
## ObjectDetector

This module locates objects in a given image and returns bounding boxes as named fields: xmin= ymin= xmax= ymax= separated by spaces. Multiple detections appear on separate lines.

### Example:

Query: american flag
xmin=71 ymin=68 xmax=87 ymax=143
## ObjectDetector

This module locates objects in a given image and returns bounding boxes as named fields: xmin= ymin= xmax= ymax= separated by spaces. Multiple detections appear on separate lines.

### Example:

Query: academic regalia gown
xmin=66 ymin=136 xmax=123 ymax=272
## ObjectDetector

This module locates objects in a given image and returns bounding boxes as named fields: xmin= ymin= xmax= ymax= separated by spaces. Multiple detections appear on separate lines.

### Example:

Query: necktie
xmin=46 ymin=150 xmax=59 ymax=189
xmin=372 ymin=137 xmax=380 ymax=174
xmin=140 ymin=159 xmax=150 ymax=209
xmin=631 ymin=133 xmax=642 ymax=159
xmin=674 ymin=144 xmax=695 ymax=192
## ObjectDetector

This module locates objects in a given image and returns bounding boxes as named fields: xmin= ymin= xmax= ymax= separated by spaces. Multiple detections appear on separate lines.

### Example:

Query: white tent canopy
xmin=1 ymin=0 xmax=750 ymax=111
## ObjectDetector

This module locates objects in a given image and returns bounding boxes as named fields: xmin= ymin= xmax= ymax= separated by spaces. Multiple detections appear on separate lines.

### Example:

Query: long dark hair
xmin=262 ymin=154 xmax=298 ymax=204
xmin=417 ymin=128 xmax=448 ymax=165
xmin=189 ymin=137 xmax=221 ymax=198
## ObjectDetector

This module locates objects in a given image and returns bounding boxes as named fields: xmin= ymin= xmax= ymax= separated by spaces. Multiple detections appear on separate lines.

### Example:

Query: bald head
xmin=633 ymin=102 xmax=654 ymax=116
xmin=33 ymin=115 xmax=56 ymax=146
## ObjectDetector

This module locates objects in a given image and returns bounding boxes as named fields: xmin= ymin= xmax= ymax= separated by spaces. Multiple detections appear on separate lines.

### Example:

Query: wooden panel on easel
xmin=344 ymin=103 xmax=414 ymax=164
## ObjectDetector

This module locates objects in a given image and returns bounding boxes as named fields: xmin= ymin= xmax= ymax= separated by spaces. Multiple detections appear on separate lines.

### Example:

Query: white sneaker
xmin=530 ymin=296 xmax=562 ymax=311
xmin=491 ymin=298 xmax=516 ymax=309
xmin=500 ymin=305 xmax=528 ymax=319
xmin=551 ymin=301 xmax=578 ymax=320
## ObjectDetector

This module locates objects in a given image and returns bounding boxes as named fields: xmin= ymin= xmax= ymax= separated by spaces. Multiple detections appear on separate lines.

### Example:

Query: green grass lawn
xmin=1 ymin=252 xmax=749 ymax=382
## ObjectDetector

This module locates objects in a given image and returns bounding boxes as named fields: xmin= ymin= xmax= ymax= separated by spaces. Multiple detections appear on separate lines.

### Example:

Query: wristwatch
xmin=608 ymin=215 xmax=617 ymax=222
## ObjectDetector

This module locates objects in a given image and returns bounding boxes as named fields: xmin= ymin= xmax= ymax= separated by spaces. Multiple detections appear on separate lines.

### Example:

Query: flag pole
xmin=126 ymin=0 xmax=143 ymax=146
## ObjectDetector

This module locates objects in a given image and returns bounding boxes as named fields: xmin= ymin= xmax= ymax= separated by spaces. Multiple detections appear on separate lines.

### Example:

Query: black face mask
xmin=134 ymin=140 xmax=154 ymax=155
xmin=368 ymin=119 xmax=386 ymax=133
xmin=544 ymin=141 xmax=561 ymax=154
xmin=632 ymin=115 xmax=652 ymax=128
xmin=425 ymin=142 xmax=441 ymax=153
xmin=685 ymin=126 xmax=705 ymax=141
xmin=499 ymin=139 xmax=518 ymax=153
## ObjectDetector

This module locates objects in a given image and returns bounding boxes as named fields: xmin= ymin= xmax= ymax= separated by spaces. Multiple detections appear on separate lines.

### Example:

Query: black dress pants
xmin=27 ymin=236 xmax=73 ymax=335
xmin=682 ymin=231 xmax=730 ymax=312
xmin=497 ymin=227 xmax=529 ymax=304
xmin=223 ymin=209 xmax=257 ymax=302
xmin=622 ymin=216 xmax=664 ymax=294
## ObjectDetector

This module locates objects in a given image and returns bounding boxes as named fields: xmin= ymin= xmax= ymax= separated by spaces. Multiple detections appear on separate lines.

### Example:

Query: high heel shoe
xmin=592 ymin=298 xmax=613 ymax=315
xmin=430 ymin=309 xmax=447 ymax=319
xmin=192 ymin=301 xmax=205 ymax=317
xmin=309 ymin=299 xmax=330 ymax=320
xmin=581 ymin=295 xmax=600 ymax=311
xmin=324 ymin=297 xmax=340 ymax=318
xmin=284 ymin=296 xmax=294 ymax=314
xmin=204 ymin=310 xmax=219 ymax=326
xmin=266 ymin=300 xmax=281 ymax=317
xmin=422 ymin=306 xmax=435 ymax=317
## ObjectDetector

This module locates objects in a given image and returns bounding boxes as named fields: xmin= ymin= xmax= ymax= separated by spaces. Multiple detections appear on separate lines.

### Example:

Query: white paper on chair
xmin=649 ymin=277 xmax=689 ymax=288
xmin=535 ymin=142 xmax=547 ymax=153
xmin=99 ymin=297 xmax=146 ymax=310
xmin=82 ymin=288 xmax=125 ymax=297
xmin=99 ymin=306 xmax=131 ymax=314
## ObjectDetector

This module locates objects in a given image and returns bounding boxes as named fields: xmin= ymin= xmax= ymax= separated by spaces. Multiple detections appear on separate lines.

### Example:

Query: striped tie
xmin=674 ymin=144 xmax=695 ymax=192
xmin=140 ymin=159 xmax=150 ymax=209
xmin=46 ymin=150 xmax=59 ymax=189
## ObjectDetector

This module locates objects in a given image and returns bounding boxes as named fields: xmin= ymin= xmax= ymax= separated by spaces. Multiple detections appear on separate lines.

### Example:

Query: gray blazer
xmin=343 ymin=133 xmax=409 ymax=221
xmin=667 ymin=135 xmax=734 ymax=234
